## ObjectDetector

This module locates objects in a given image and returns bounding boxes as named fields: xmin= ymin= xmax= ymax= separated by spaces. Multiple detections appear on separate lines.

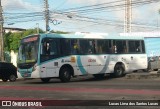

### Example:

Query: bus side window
xmin=79 ymin=40 xmax=88 ymax=54
xmin=128 ymin=40 xmax=142 ymax=53
xmin=111 ymin=40 xmax=116 ymax=53
xmin=128 ymin=41 xmax=136 ymax=53
xmin=97 ymin=40 xmax=103 ymax=54
xmin=123 ymin=45 xmax=127 ymax=53
xmin=141 ymin=41 xmax=145 ymax=53
xmin=112 ymin=45 xmax=117 ymax=53
xmin=97 ymin=40 xmax=110 ymax=54
xmin=61 ymin=39 xmax=71 ymax=55
xmin=42 ymin=41 xmax=50 ymax=55
xmin=46 ymin=42 xmax=50 ymax=55
xmin=135 ymin=41 xmax=141 ymax=52
xmin=115 ymin=40 xmax=126 ymax=54
xmin=71 ymin=39 xmax=79 ymax=54
xmin=88 ymin=40 xmax=96 ymax=54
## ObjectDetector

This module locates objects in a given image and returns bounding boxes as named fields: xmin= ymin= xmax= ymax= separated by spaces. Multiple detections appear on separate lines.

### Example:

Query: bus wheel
xmin=112 ymin=64 xmax=124 ymax=77
xmin=41 ymin=78 xmax=50 ymax=83
xmin=9 ymin=74 xmax=16 ymax=82
xmin=59 ymin=67 xmax=71 ymax=82
xmin=153 ymin=69 xmax=158 ymax=71
xmin=93 ymin=74 xmax=105 ymax=80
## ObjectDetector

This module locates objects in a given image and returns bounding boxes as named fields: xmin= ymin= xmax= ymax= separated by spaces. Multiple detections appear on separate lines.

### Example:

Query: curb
xmin=125 ymin=72 xmax=160 ymax=79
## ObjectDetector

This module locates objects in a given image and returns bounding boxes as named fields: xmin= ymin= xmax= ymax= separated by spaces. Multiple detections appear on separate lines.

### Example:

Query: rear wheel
xmin=59 ymin=67 xmax=71 ymax=82
xmin=111 ymin=64 xmax=125 ymax=78
xmin=41 ymin=78 xmax=50 ymax=83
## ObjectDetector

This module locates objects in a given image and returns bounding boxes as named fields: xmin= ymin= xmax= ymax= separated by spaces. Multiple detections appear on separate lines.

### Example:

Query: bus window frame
xmin=40 ymin=38 xmax=60 ymax=63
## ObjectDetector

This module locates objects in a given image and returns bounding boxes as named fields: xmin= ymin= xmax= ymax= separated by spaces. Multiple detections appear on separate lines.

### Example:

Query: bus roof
xmin=39 ymin=33 xmax=144 ymax=40
xmin=120 ymin=32 xmax=160 ymax=37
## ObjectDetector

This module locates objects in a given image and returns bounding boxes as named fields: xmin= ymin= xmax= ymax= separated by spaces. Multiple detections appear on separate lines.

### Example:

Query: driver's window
xmin=40 ymin=38 xmax=59 ymax=62
xmin=42 ymin=41 xmax=50 ymax=55
xmin=41 ymin=38 xmax=50 ymax=55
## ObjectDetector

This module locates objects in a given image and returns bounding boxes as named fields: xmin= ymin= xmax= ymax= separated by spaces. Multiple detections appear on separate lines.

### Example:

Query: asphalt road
xmin=0 ymin=73 xmax=160 ymax=109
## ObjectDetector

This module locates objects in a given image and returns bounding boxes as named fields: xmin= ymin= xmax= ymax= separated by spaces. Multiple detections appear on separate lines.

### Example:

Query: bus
xmin=17 ymin=33 xmax=147 ymax=82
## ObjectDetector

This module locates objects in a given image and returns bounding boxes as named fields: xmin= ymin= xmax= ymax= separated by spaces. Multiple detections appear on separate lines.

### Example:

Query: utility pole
xmin=124 ymin=0 xmax=132 ymax=33
xmin=0 ymin=0 xmax=4 ymax=61
xmin=44 ymin=0 xmax=49 ymax=32
xmin=36 ymin=23 xmax=39 ymax=34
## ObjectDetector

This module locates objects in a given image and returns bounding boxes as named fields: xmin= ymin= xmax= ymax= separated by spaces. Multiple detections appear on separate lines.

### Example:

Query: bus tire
xmin=41 ymin=78 xmax=50 ymax=83
xmin=59 ymin=67 xmax=71 ymax=82
xmin=153 ymin=69 xmax=158 ymax=71
xmin=112 ymin=64 xmax=125 ymax=77
xmin=9 ymin=74 xmax=16 ymax=82
xmin=93 ymin=74 xmax=105 ymax=80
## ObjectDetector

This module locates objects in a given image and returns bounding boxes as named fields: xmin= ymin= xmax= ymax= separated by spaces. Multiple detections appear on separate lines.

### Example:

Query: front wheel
xmin=111 ymin=64 xmax=125 ymax=78
xmin=59 ymin=67 xmax=71 ymax=82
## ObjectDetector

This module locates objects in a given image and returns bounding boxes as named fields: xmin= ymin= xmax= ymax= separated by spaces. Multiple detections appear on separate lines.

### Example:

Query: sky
xmin=1 ymin=0 xmax=160 ymax=33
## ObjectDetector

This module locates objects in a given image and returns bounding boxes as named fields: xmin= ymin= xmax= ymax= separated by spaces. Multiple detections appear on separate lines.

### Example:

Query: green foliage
xmin=50 ymin=30 xmax=70 ymax=34
xmin=4 ymin=32 xmax=12 ymax=51
xmin=4 ymin=28 xmax=45 ymax=52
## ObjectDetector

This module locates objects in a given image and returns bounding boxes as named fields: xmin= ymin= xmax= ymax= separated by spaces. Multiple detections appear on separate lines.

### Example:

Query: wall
xmin=10 ymin=50 xmax=22 ymax=78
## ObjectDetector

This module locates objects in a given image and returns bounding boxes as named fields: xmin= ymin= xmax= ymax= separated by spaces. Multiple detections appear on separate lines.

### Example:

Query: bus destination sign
xmin=22 ymin=35 xmax=38 ymax=43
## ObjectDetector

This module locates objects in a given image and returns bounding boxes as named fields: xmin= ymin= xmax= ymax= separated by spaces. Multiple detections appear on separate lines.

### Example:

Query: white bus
xmin=17 ymin=33 xmax=147 ymax=82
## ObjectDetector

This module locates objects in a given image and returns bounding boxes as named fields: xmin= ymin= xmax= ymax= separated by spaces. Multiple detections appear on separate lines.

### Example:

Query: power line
xmin=51 ymin=10 xmax=159 ymax=29
xmin=73 ymin=1 xmax=156 ymax=16
xmin=60 ymin=0 xmax=123 ymax=12
xmin=61 ymin=0 xmax=159 ymax=14
xmin=50 ymin=0 xmax=159 ymax=27
xmin=2 ymin=0 xmax=160 ymax=32
xmin=53 ymin=0 xmax=69 ymax=10
xmin=49 ymin=0 xmax=160 ymax=30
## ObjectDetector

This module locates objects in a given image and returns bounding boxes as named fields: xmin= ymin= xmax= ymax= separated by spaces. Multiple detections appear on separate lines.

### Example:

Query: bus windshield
xmin=18 ymin=40 xmax=38 ymax=64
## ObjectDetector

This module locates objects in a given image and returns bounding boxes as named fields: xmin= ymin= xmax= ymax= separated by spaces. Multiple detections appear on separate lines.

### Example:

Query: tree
xmin=4 ymin=28 xmax=45 ymax=52
xmin=4 ymin=32 xmax=12 ymax=51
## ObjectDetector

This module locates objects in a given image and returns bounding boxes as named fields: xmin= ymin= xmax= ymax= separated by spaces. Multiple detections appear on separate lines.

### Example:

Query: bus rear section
xmin=144 ymin=37 xmax=160 ymax=71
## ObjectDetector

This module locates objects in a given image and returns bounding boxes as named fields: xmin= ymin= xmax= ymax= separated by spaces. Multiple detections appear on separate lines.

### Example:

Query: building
xmin=4 ymin=27 xmax=26 ymax=33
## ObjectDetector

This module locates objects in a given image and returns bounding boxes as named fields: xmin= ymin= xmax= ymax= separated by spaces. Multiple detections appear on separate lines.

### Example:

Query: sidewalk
xmin=125 ymin=70 xmax=160 ymax=79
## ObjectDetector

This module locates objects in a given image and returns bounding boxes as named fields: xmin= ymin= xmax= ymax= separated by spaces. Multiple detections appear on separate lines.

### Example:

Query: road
xmin=0 ymin=73 xmax=160 ymax=109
